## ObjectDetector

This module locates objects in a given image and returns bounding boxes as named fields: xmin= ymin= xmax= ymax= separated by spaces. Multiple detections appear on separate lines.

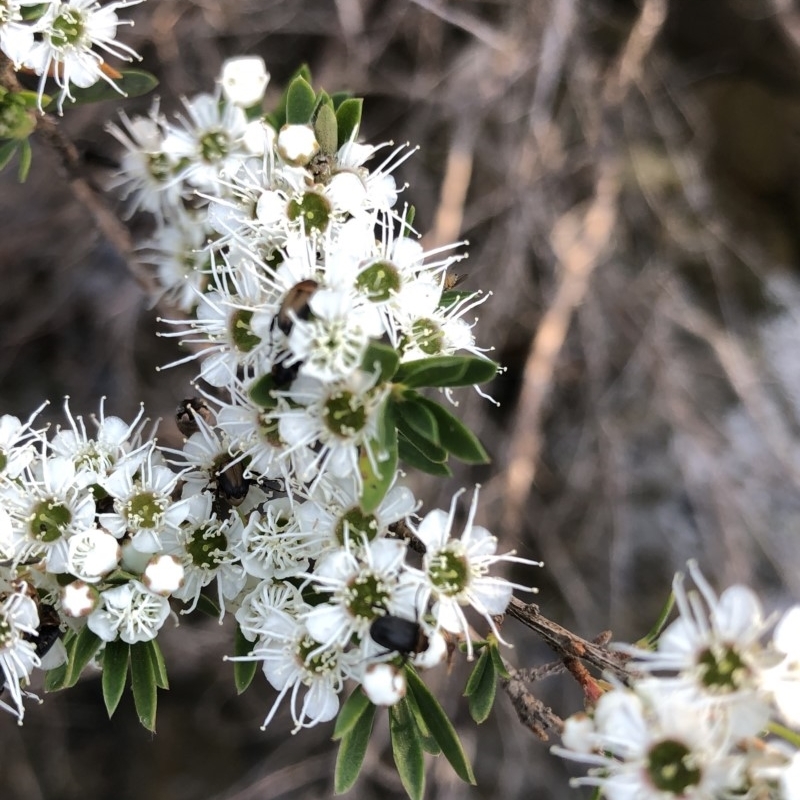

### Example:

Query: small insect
xmin=176 ymin=397 xmax=216 ymax=438
xmin=271 ymin=355 xmax=302 ymax=388
xmin=29 ymin=603 xmax=62 ymax=660
xmin=275 ymin=279 xmax=319 ymax=335
xmin=370 ymin=614 xmax=429 ymax=658
xmin=443 ymin=272 xmax=468 ymax=291
xmin=216 ymin=457 xmax=249 ymax=507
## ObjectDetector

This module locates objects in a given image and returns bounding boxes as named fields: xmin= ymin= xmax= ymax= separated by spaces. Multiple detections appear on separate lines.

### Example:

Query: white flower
xmin=87 ymin=581 xmax=170 ymax=644
xmin=0 ymin=588 xmax=40 ymax=721
xmin=235 ymin=580 xmax=304 ymax=644
xmin=26 ymin=0 xmax=145 ymax=113
xmin=764 ymin=605 xmax=800 ymax=727
xmin=406 ymin=485 xmax=541 ymax=659
xmin=277 ymin=124 xmax=319 ymax=166
xmin=361 ymin=662 xmax=406 ymax=706
xmin=67 ymin=527 xmax=121 ymax=582
xmin=0 ymin=1 xmax=36 ymax=67
xmin=220 ymin=56 xmax=269 ymax=107
xmin=143 ymin=554 xmax=184 ymax=596
xmin=0 ymin=403 xmax=48 ymax=484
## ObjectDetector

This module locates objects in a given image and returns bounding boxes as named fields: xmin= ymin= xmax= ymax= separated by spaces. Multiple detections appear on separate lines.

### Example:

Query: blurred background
xmin=4 ymin=0 xmax=800 ymax=797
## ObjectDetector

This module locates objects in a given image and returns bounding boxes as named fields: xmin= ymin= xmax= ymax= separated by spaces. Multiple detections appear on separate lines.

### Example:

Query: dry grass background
xmin=3 ymin=0 xmax=800 ymax=797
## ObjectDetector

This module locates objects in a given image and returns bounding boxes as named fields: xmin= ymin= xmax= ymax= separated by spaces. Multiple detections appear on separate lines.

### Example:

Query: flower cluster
xmin=0 ymin=57 xmax=540 ymax=730
xmin=555 ymin=562 xmax=800 ymax=799
xmin=0 ymin=0 xmax=144 ymax=112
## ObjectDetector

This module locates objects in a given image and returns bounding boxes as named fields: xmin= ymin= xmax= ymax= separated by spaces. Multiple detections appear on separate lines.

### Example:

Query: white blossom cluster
xmin=0 ymin=57 xmax=541 ymax=728
xmin=0 ymin=0 xmax=144 ymax=112
xmin=555 ymin=562 xmax=800 ymax=800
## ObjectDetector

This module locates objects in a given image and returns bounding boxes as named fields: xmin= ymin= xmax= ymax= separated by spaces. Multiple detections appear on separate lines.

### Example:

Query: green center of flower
xmin=0 ymin=612 xmax=13 ymax=647
xmin=323 ymin=391 xmax=367 ymax=438
xmin=297 ymin=634 xmax=337 ymax=679
xmin=125 ymin=491 xmax=167 ymax=530
xmin=29 ymin=500 xmax=72 ymax=542
xmin=428 ymin=546 xmax=470 ymax=596
xmin=258 ymin=411 xmax=283 ymax=447
xmin=335 ymin=507 xmax=380 ymax=546
xmin=148 ymin=152 xmax=172 ymax=182
xmin=51 ymin=9 xmax=86 ymax=49
xmin=0 ymin=449 xmax=7 ymax=474
xmin=230 ymin=309 xmax=261 ymax=353
xmin=356 ymin=260 xmax=401 ymax=302
xmin=647 ymin=739 xmax=701 ymax=794
xmin=200 ymin=130 xmax=230 ymax=162
xmin=411 ymin=318 xmax=444 ymax=355
xmin=344 ymin=573 xmax=389 ymax=621
xmin=186 ymin=524 xmax=228 ymax=569
xmin=287 ymin=191 xmax=332 ymax=234
xmin=697 ymin=645 xmax=748 ymax=691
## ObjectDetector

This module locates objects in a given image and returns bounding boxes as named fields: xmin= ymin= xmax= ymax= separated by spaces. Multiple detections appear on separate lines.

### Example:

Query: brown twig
xmin=500 ymin=661 xmax=564 ymax=741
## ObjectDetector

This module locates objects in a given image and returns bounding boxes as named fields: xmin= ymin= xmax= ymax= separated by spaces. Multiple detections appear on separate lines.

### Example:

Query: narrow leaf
xmin=314 ymin=101 xmax=338 ymax=154
xmin=102 ymin=639 xmax=130 ymax=718
xmin=249 ymin=373 xmax=279 ymax=408
xmin=335 ymin=98 xmax=363 ymax=146
xmin=50 ymin=69 xmax=158 ymax=110
xmin=395 ymin=356 xmax=498 ymax=389
xmin=396 ymin=418 xmax=448 ymax=463
xmin=416 ymin=397 xmax=489 ymax=464
xmin=44 ymin=630 xmax=75 ymax=691
xmin=233 ymin=625 xmax=258 ymax=695
xmin=467 ymin=650 xmax=497 ymax=724
xmin=395 ymin=396 xmax=440 ymax=445
xmin=331 ymin=91 xmax=352 ymax=110
xmin=489 ymin=642 xmax=510 ymax=679
xmin=405 ymin=666 xmax=476 ymax=785
xmin=334 ymin=700 xmax=376 ymax=794
xmin=390 ymin=699 xmax=426 ymax=800
xmin=359 ymin=398 xmax=398 ymax=513
xmin=361 ymin=340 xmax=399 ymax=383
xmin=404 ymin=686 xmax=441 ymax=755
xmin=464 ymin=646 xmax=490 ymax=697
xmin=285 ymin=76 xmax=316 ymax=124
xmin=0 ymin=139 xmax=19 ymax=171
xmin=333 ymin=685 xmax=372 ymax=741
xmin=398 ymin=434 xmax=452 ymax=477
xmin=144 ymin=639 xmax=169 ymax=690
xmin=17 ymin=138 xmax=31 ymax=182
xmin=64 ymin=626 xmax=103 ymax=688
xmin=194 ymin=593 xmax=221 ymax=618
xmin=130 ymin=642 xmax=158 ymax=732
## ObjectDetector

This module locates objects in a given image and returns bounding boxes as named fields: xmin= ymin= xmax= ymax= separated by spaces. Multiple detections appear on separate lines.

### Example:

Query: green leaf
xmin=0 ymin=139 xmax=19 ymax=172
xmin=439 ymin=289 xmax=477 ymax=309
xmin=334 ymin=699 xmax=376 ymax=794
xmin=101 ymin=639 xmax=130 ymax=718
xmin=50 ymin=69 xmax=158 ymax=110
xmin=401 ymin=205 xmax=416 ymax=236
xmin=194 ymin=593 xmax=221 ymax=619
xmin=398 ymin=434 xmax=452 ymax=476
xmin=404 ymin=686 xmax=441 ymax=755
xmin=466 ymin=649 xmax=497 ymax=724
xmin=335 ymin=98 xmax=362 ymax=146
xmin=464 ymin=645 xmax=490 ymax=697
xmin=639 ymin=589 xmax=676 ymax=648
xmin=285 ymin=76 xmax=316 ymax=125
xmin=64 ymin=626 xmax=103 ymax=688
xmin=314 ymin=101 xmax=338 ymax=154
xmin=233 ymin=625 xmax=258 ymax=695
xmin=330 ymin=91 xmax=352 ymax=109
xmin=394 ymin=355 xmax=499 ymax=389
xmin=415 ymin=397 xmax=489 ymax=464
xmin=20 ymin=3 xmax=48 ymax=21
xmin=396 ymin=419 xmax=448 ymax=464
xmin=361 ymin=340 xmax=399 ymax=383
xmin=395 ymin=395 xmax=440 ymax=445
xmin=44 ymin=630 xmax=74 ymax=691
xmin=359 ymin=398 xmax=398 ymax=513
xmin=404 ymin=665 xmax=476 ymax=785
xmin=17 ymin=138 xmax=31 ymax=182
xmin=130 ymin=641 xmax=158 ymax=731
xmin=249 ymin=373 xmax=279 ymax=408
xmin=390 ymin=699 xmax=426 ymax=800
xmin=144 ymin=639 xmax=169 ymax=690
xmin=489 ymin=642 xmax=510 ymax=679
xmin=333 ymin=686 xmax=372 ymax=741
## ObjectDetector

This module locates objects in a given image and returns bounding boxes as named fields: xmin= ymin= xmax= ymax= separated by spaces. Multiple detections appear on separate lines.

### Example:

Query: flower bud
xmin=220 ymin=56 xmax=270 ymax=107
xmin=62 ymin=581 xmax=100 ymax=618
xmin=277 ymin=124 xmax=319 ymax=166
xmin=361 ymin=663 xmax=406 ymax=706
xmin=143 ymin=555 xmax=185 ymax=596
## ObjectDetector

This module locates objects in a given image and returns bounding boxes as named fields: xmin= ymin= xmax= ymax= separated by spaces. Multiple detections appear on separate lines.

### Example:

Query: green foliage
xmin=394 ymin=355 xmax=499 ymax=389
xmin=361 ymin=340 xmax=400 ymax=383
xmin=359 ymin=397 xmax=398 ymax=513
xmin=464 ymin=645 xmax=498 ymax=724
xmin=130 ymin=641 xmax=159 ymax=731
xmin=335 ymin=98 xmax=362 ymax=147
xmin=101 ymin=639 xmax=129 ymax=717
xmin=314 ymin=101 xmax=338 ymax=154
xmin=46 ymin=70 xmax=159 ymax=111
xmin=332 ymin=686 xmax=372 ymax=741
xmin=233 ymin=625 xmax=258 ymax=694
xmin=334 ymin=694 xmax=377 ymax=794
xmin=390 ymin=699 xmax=426 ymax=800
xmin=285 ymin=75 xmax=317 ymax=125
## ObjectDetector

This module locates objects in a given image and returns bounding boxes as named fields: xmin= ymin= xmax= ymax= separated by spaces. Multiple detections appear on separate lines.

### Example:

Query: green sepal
xmin=233 ymin=625 xmax=258 ymax=695
xmin=144 ymin=638 xmax=169 ymax=690
xmin=249 ymin=373 xmax=280 ymax=408
xmin=285 ymin=75 xmax=316 ymax=125
xmin=332 ymin=685 xmax=372 ymax=741
xmin=489 ymin=641 xmax=510 ymax=679
xmin=0 ymin=139 xmax=19 ymax=172
xmin=314 ymin=101 xmax=338 ymax=155
xmin=49 ymin=70 xmax=159 ymax=110
xmin=130 ymin=641 xmax=158 ymax=732
xmin=335 ymin=98 xmax=362 ymax=146
xmin=395 ymin=394 xmax=440 ymax=445
xmin=361 ymin=340 xmax=400 ymax=383
xmin=17 ymin=138 xmax=31 ymax=182
xmin=390 ymin=698 xmax=426 ymax=800
xmin=101 ymin=639 xmax=130 ymax=718
xmin=334 ymin=698 xmax=376 ymax=794
xmin=465 ymin=647 xmax=497 ymax=724
xmin=415 ymin=397 xmax=489 ymax=464
xmin=398 ymin=434 xmax=452 ymax=476
xmin=394 ymin=355 xmax=499 ymax=389
xmin=359 ymin=397 xmax=398 ymax=513
xmin=404 ymin=665 xmax=476 ymax=785
xmin=638 ymin=589 xmax=676 ymax=648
